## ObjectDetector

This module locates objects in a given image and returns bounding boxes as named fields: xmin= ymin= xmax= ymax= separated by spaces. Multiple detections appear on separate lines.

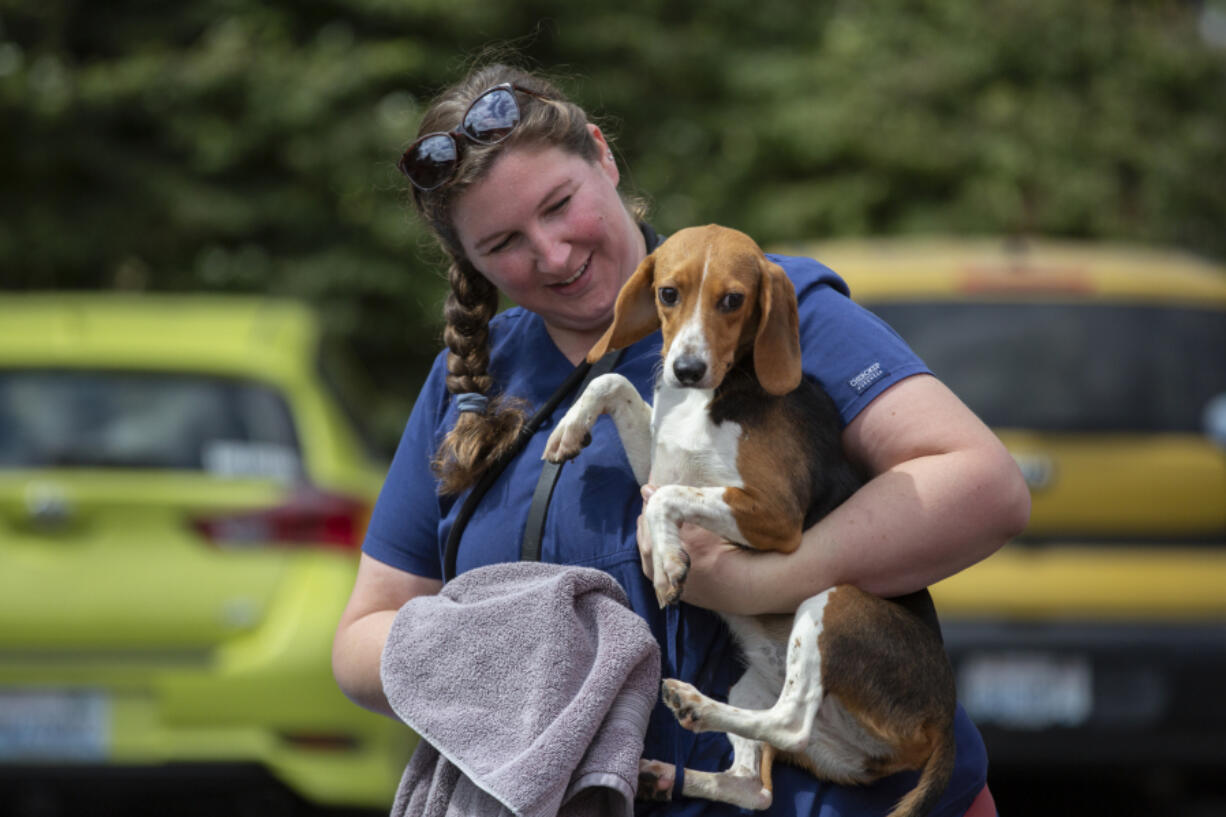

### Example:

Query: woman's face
xmin=451 ymin=125 xmax=646 ymax=360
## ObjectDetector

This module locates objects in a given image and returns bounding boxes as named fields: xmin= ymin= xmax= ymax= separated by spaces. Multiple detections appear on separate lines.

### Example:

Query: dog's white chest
xmin=649 ymin=387 xmax=744 ymax=488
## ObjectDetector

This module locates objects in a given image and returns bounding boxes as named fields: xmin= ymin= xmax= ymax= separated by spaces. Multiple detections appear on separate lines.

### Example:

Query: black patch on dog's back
xmin=709 ymin=362 xmax=862 ymax=528
xmin=710 ymin=360 xmax=942 ymax=639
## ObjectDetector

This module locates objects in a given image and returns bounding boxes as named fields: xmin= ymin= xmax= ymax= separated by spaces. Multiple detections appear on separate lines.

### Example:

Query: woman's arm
xmin=332 ymin=554 xmax=443 ymax=719
xmin=665 ymin=374 xmax=1031 ymax=615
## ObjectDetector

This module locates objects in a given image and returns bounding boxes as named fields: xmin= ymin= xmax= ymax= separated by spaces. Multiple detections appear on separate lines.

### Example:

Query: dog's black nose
xmin=673 ymin=356 xmax=707 ymax=386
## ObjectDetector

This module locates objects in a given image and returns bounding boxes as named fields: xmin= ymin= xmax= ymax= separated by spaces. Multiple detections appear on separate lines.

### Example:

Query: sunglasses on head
xmin=398 ymin=82 xmax=552 ymax=192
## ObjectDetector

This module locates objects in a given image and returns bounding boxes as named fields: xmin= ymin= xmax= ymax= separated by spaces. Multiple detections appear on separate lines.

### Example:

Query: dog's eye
xmin=658 ymin=287 xmax=679 ymax=307
xmin=717 ymin=292 xmax=745 ymax=313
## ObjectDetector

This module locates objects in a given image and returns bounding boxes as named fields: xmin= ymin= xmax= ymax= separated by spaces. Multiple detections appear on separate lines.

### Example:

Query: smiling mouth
xmin=553 ymin=259 xmax=590 ymax=288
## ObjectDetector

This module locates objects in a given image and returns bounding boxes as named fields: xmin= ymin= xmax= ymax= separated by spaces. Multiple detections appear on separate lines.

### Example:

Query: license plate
xmin=958 ymin=652 xmax=1093 ymax=731
xmin=0 ymin=689 xmax=110 ymax=760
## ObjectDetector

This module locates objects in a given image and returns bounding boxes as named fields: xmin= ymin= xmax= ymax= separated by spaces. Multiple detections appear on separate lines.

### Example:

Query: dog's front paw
xmin=542 ymin=414 xmax=593 ymax=463
xmin=661 ymin=678 xmax=709 ymax=732
xmin=652 ymin=547 xmax=690 ymax=608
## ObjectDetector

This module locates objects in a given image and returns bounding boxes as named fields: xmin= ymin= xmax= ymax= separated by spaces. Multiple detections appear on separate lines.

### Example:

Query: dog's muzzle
xmin=672 ymin=355 xmax=708 ymax=387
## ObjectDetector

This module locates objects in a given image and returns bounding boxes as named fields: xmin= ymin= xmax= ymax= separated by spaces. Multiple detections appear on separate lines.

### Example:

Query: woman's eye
xmin=717 ymin=292 xmax=745 ymax=312
xmin=546 ymin=195 xmax=571 ymax=214
xmin=658 ymin=287 xmax=679 ymax=306
xmin=488 ymin=237 xmax=512 ymax=254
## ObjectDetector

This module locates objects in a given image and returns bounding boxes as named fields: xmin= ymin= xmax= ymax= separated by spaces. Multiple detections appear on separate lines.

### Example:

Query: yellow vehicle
xmin=776 ymin=236 xmax=1226 ymax=770
xmin=0 ymin=294 xmax=414 ymax=812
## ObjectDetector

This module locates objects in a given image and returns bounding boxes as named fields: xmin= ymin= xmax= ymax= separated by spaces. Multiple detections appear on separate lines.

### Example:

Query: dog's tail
xmin=884 ymin=718 xmax=957 ymax=817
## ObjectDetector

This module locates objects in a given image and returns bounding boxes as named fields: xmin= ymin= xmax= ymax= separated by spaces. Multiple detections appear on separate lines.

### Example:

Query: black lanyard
xmin=442 ymin=350 xmax=621 ymax=582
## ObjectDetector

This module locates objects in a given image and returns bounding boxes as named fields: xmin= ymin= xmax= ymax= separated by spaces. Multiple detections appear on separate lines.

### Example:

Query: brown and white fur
xmin=543 ymin=225 xmax=957 ymax=817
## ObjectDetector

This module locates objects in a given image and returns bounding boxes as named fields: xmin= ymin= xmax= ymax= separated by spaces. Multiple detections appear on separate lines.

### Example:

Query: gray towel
xmin=381 ymin=562 xmax=661 ymax=817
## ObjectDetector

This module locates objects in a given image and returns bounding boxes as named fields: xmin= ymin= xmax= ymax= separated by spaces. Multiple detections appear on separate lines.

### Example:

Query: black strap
xmin=522 ymin=461 xmax=564 ymax=564
xmin=442 ymin=351 xmax=620 ymax=582
xmin=520 ymin=351 xmax=621 ymax=562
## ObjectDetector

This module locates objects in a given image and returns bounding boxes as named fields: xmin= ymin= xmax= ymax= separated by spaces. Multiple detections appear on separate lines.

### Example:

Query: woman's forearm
xmin=677 ymin=375 xmax=1031 ymax=616
xmin=332 ymin=555 xmax=444 ymax=720
xmin=753 ymin=445 xmax=1027 ymax=613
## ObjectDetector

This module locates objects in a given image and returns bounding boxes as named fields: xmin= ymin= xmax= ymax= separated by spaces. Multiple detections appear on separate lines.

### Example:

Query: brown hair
xmin=407 ymin=63 xmax=635 ymax=495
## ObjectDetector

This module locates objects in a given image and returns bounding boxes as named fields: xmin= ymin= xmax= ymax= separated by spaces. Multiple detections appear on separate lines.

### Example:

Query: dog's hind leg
xmin=636 ymin=737 xmax=774 ymax=810
xmin=683 ymin=735 xmax=774 ymax=809
xmin=642 ymin=646 xmax=784 ymax=808
xmin=662 ymin=591 xmax=833 ymax=754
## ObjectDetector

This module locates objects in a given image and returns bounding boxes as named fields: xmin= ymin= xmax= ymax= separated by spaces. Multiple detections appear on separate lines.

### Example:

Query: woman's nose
xmin=529 ymin=227 xmax=570 ymax=274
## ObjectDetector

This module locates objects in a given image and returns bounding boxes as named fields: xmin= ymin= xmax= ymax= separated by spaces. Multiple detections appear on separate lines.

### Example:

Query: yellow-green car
xmin=777 ymin=237 xmax=1226 ymax=768
xmin=0 ymin=294 xmax=414 ymax=811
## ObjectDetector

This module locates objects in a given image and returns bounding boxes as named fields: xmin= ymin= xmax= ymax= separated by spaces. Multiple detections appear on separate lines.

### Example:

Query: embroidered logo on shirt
xmin=849 ymin=362 xmax=886 ymax=394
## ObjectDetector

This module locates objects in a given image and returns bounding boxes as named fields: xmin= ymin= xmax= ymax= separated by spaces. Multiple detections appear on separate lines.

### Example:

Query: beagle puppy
xmin=543 ymin=224 xmax=956 ymax=816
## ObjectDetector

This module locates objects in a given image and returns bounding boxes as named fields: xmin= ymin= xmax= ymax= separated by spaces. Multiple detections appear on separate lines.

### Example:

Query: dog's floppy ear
xmin=753 ymin=258 xmax=803 ymax=395
xmin=586 ymin=253 xmax=660 ymax=362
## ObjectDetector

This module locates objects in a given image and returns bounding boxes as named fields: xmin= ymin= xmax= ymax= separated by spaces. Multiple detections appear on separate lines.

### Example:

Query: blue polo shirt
xmin=363 ymin=253 xmax=987 ymax=816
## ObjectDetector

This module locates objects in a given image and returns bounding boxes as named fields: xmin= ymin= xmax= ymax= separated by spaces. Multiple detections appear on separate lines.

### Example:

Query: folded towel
xmin=381 ymin=562 xmax=661 ymax=817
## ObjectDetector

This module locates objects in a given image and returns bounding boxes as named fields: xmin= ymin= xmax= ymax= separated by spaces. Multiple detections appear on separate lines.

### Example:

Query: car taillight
xmin=191 ymin=489 xmax=371 ymax=550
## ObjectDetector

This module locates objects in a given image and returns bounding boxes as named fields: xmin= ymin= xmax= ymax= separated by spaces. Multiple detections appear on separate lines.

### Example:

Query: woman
xmin=332 ymin=63 xmax=1030 ymax=815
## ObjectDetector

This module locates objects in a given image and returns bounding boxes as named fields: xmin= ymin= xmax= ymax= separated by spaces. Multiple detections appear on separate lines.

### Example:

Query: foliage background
xmin=2 ymin=0 xmax=1224 ymax=451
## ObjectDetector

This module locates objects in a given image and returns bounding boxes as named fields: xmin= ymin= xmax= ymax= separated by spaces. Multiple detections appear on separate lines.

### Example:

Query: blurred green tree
xmin=1 ymin=0 xmax=1223 ymax=449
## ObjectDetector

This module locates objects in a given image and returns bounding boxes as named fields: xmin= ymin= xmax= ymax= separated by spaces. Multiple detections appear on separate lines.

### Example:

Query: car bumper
xmin=945 ymin=619 xmax=1226 ymax=768
xmin=0 ymin=556 xmax=415 ymax=809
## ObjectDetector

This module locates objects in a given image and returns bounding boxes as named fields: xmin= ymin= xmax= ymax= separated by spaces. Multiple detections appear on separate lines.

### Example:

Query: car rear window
xmin=0 ymin=370 xmax=302 ymax=477
xmin=864 ymin=301 xmax=1226 ymax=434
